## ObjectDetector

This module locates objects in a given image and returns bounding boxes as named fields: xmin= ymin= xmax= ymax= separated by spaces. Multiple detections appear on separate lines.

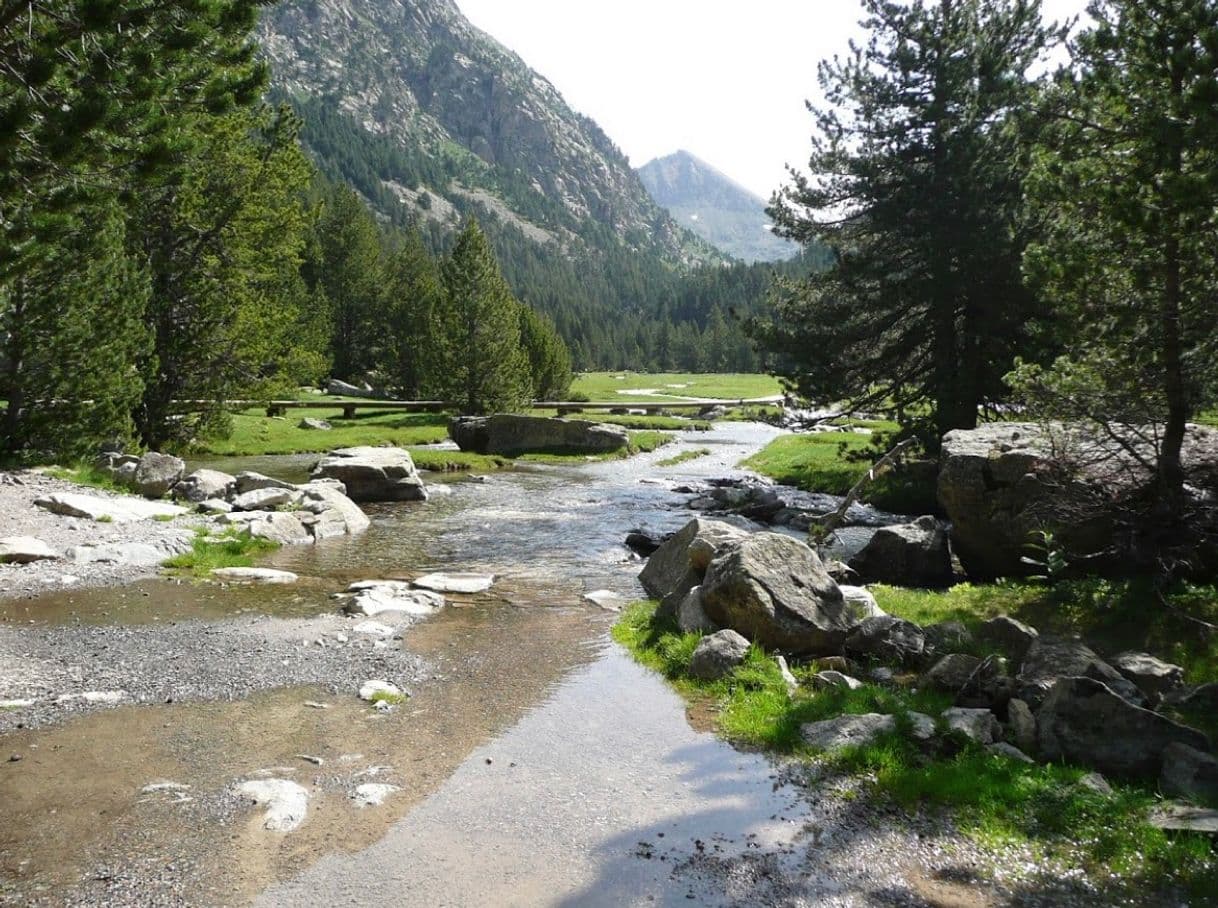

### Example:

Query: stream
xmin=0 ymin=423 xmax=924 ymax=907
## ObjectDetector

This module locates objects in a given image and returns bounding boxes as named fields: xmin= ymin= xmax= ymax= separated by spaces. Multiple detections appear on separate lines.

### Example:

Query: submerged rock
xmin=340 ymin=581 xmax=445 ymax=618
xmin=412 ymin=572 xmax=494 ymax=594
xmin=211 ymin=567 xmax=298 ymax=584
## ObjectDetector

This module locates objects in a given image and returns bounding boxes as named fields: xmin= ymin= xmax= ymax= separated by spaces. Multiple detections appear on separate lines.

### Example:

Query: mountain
xmin=258 ymin=0 xmax=718 ymax=269
xmin=638 ymin=151 xmax=796 ymax=263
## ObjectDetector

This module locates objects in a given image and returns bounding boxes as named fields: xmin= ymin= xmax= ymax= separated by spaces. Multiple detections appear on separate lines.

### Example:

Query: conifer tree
xmin=316 ymin=185 xmax=385 ymax=382
xmin=437 ymin=219 xmax=531 ymax=414
xmin=379 ymin=229 xmax=446 ymax=398
xmin=518 ymin=303 xmax=573 ymax=400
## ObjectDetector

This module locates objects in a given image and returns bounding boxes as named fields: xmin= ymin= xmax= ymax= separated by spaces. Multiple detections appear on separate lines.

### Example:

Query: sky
xmin=456 ymin=0 xmax=1090 ymax=200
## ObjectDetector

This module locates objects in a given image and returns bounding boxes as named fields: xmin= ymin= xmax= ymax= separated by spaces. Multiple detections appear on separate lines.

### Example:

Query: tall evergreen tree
xmin=438 ymin=219 xmax=531 ymax=414
xmin=518 ymin=303 xmax=573 ymax=400
xmin=379 ymin=229 xmax=446 ymax=398
xmin=316 ymin=184 xmax=385 ymax=381
xmin=758 ymin=0 xmax=1061 ymax=442
xmin=1016 ymin=0 xmax=1218 ymax=509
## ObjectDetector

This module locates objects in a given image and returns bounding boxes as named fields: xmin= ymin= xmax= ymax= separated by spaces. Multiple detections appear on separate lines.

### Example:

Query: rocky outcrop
xmin=35 ymin=492 xmax=187 ymax=523
xmin=1037 ymin=676 xmax=1211 ymax=779
xmin=847 ymin=516 xmax=952 ymax=588
xmin=311 ymin=447 xmax=428 ymax=502
xmin=448 ymin=415 xmax=629 ymax=457
xmin=0 ymin=536 xmax=58 ymax=564
xmin=700 ymin=533 xmax=853 ymax=655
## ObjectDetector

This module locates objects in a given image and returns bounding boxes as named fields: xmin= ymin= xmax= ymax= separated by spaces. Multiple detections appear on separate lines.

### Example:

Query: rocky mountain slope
xmin=638 ymin=151 xmax=795 ymax=263
xmin=259 ymin=0 xmax=718 ymax=267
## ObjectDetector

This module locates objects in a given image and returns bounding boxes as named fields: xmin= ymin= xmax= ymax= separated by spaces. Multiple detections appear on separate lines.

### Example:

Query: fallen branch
xmin=810 ymin=437 xmax=918 ymax=544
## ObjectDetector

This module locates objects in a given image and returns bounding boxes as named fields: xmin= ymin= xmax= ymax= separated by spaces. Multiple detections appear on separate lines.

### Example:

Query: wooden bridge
xmin=191 ymin=397 xmax=784 ymax=419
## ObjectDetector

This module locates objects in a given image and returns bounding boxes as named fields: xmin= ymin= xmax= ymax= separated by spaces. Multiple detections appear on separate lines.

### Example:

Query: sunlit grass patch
xmin=163 ymin=529 xmax=278 ymax=579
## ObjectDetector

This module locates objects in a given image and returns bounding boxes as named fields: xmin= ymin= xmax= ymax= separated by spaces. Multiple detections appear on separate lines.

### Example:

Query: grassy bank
xmin=656 ymin=448 xmax=712 ymax=467
xmin=570 ymin=371 xmax=781 ymax=402
xmin=614 ymin=598 xmax=1218 ymax=901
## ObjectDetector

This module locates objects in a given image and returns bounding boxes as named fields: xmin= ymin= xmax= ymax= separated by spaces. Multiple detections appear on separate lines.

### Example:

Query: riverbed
xmin=0 ymin=423 xmax=1071 ymax=907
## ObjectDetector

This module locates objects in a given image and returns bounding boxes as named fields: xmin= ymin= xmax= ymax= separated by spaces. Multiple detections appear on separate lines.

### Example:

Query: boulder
xmin=688 ymin=630 xmax=750 ymax=681
xmin=839 ymin=585 xmax=887 ymax=623
xmin=1160 ymin=742 xmax=1218 ymax=802
xmin=449 ymin=415 xmax=629 ymax=457
xmin=341 ymin=581 xmax=445 ymax=618
xmin=847 ymin=516 xmax=952 ymax=588
xmin=298 ymin=417 xmax=332 ymax=431
xmin=0 ymin=536 xmax=58 ymax=564
xmin=988 ymin=742 xmax=1035 ymax=764
xmin=243 ymin=512 xmax=312 ymax=547
xmin=34 ymin=493 xmax=186 ymax=524
xmin=942 ymin=707 xmax=1001 ymax=745
xmin=955 ymin=654 xmax=1015 ymax=711
xmin=68 ymin=541 xmax=176 ymax=566
xmin=236 ymin=780 xmax=309 ymax=832
xmin=908 ymin=712 xmax=937 ymax=742
xmin=1148 ymin=804 xmax=1218 ymax=834
xmin=923 ymin=620 xmax=974 ymax=654
xmin=132 ymin=452 xmax=185 ymax=498
xmin=625 ymin=530 xmax=666 ymax=557
xmin=1110 ymin=652 xmax=1185 ymax=704
xmin=232 ymin=487 xmax=296 ymax=512
xmin=311 ymin=447 xmax=427 ymax=502
xmin=700 ymin=533 xmax=853 ymax=655
xmin=1006 ymin=698 xmax=1037 ymax=755
xmin=1018 ymin=637 xmax=1145 ymax=708
xmin=921 ymin=653 xmax=983 ymax=692
xmin=234 ymin=471 xmax=297 ymax=495
xmin=978 ymin=616 xmax=1039 ymax=662
xmin=639 ymin=518 xmax=748 ymax=619
xmin=812 ymin=670 xmax=863 ymax=691
xmin=198 ymin=499 xmax=232 ymax=514
xmin=801 ymin=713 xmax=896 ymax=752
xmin=844 ymin=616 xmax=926 ymax=666
xmin=174 ymin=469 xmax=236 ymax=504
xmin=1037 ymin=676 xmax=1211 ymax=778
xmin=326 ymin=378 xmax=379 ymax=398
xmin=1163 ymin=682 xmax=1218 ymax=713
xmin=296 ymin=486 xmax=371 ymax=540
xmin=675 ymin=586 xmax=718 ymax=634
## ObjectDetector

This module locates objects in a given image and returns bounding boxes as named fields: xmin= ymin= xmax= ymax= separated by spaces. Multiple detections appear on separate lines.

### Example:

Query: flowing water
xmin=0 ymin=423 xmax=873 ymax=906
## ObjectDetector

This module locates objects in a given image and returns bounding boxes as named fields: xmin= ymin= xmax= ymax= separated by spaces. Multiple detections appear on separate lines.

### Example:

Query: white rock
xmin=245 ymin=512 xmax=312 ymax=546
xmin=198 ymin=498 xmax=233 ymax=514
xmin=351 ymin=783 xmax=401 ymax=808
xmin=412 ymin=572 xmax=494 ymax=594
xmin=812 ymin=670 xmax=864 ymax=691
xmin=840 ymin=585 xmax=886 ymax=622
xmin=297 ymin=485 xmax=371 ymax=539
xmin=583 ymin=589 xmax=625 ymax=610
xmin=235 ymin=779 xmax=310 ymax=832
xmin=34 ymin=493 xmax=186 ymax=523
xmin=141 ymin=781 xmax=192 ymax=794
xmin=359 ymin=680 xmax=403 ymax=703
xmin=341 ymin=581 xmax=445 ymax=617
xmin=232 ymin=487 xmax=296 ymax=511
xmin=55 ymin=690 xmax=125 ymax=706
xmin=68 ymin=542 xmax=167 ymax=567
xmin=0 ymin=536 xmax=58 ymax=564
xmin=211 ymin=567 xmax=298 ymax=584
xmin=776 ymin=655 xmax=799 ymax=694
xmin=352 ymin=620 xmax=397 ymax=638
xmin=0 ymin=699 xmax=36 ymax=709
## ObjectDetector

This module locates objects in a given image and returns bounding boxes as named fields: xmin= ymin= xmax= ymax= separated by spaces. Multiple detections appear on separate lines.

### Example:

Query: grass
xmin=515 ymin=430 xmax=673 ymax=464
xmin=741 ymin=425 xmax=936 ymax=514
xmin=570 ymin=371 xmax=782 ymax=402
xmin=44 ymin=463 xmax=128 ymax=494
xmin=656 ymin=448 xmax=712 ymax=467
xmin=197 ymin=408 xmax=451 ymax=456
xmin=368 ymin=690 xmax=409 ymax=706
xmin=613 ymin=600 xmax=1218 ymax=902
xmin=163 ymin=529 xmax=279 ymax=579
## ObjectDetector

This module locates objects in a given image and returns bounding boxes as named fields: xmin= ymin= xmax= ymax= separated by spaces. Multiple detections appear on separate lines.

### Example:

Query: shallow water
xmin=2 ymin=422 xmax=845 ymax=905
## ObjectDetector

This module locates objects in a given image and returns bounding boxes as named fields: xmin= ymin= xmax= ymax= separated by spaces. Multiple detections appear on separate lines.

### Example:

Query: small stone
xmin=987 ymin=742 xmax=1035 ymax=764
xmin=802 ymin=714 xmax=896 ymax=752
xmin=296 ymin=754 xmax=324 ymax=767
xmin=812 ymin=670 xmax=863 ymax=691
xmin=941 ymin=707 xmax=1000 ymax=745
xmin=351 ymin=783 xmax=400 ymax=808
xmin=688 ymin=630 xmax=751 ymax=681
xmin=1076 ymin=772 xmax=1113 ymax=797
xmin=775 ymin=655 xmax=799 ymax=694
xmin=358 ymin=680 xmax=403 ymax=703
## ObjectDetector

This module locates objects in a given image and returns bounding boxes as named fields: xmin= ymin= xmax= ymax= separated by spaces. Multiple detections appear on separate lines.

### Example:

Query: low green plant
xmin=657 ymin=448 xmax=712 ymax=467
xmin=96 ymin=514 xmax=114 ymax=523
xmin=164 ymin=529 xmax=279 ymax=579
xmin=44 ymin=463 xmax=126 ymax=494
xmin=368 ymin=690 xmax=409 ymax=706
xmin=152 ymin=513 xmax=177 ymax=523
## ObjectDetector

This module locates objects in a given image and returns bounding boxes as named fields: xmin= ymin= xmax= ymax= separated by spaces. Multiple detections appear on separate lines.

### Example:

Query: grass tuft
xmin=164 ymin=529 xmax=279 ymax=579
xmin=45 ymin=463 xmax=127 ymax=494
xmin=657 ymin=448 xmax=712 ymax=467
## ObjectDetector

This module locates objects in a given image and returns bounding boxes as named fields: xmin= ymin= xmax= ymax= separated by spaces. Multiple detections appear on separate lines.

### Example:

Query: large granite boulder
xmin=311 ymin=447 xmax=427 ymax=502
xmin=132 ymin=452 xmax=185 ymax=498
xmin=639 ymin=518 xmax=750 ymax=620
xmin=174 ymin=469 xmax=236 ymax=504
xmin=688 ymin=630 xmax=751 ymax=681
xmin=700 ymin=533 xmax=853 ymax=654
xmin=449 ymin=415 xmax=629 ymax=457
xmin=1018 ymin=637 xmax=1145 ymax=708
xmin=938 ymin=422 xmax=1218 ymax=579
xmin=1037 ymin=676 xmax=1211 ymax=779
xmin=295 ymin=484 xmax=371 ymax=540
xmin=844 ymin=615 xmax=927 ymax=666
xmin=847 ymin=516 xmax=953 ymax=588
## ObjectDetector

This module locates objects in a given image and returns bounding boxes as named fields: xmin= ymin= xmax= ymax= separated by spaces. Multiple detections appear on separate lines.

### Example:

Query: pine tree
xmin=518 ymin=303 xmax=573 ymax=400
xmin=437 ymin=219 xmax=531 ymax=414
xmin=379 ymin=229 xmax=446 ymax=398
xmin=759 ymin=0 xmax=1062 ymax=442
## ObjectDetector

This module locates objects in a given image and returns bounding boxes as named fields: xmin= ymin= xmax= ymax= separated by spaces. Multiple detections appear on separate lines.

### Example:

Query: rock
xmin=801 ymin=713 xmax=896 ymax=753
xmin=298 ymin=417 xmax=332 ymax=431
xmin=341 ymin=581 xmax=445 ymax=618
xmin=908 ymin=712 xmax=937 ymax=741
xmin=583 ymin=589 xmax=626 ymax=611
xmin=923 ymin=621 xmax=974 ymax=654
xmin=942 ymin=707 xmax=1001 ymax=745
xmin=844 ymin=616 xmax=927 ymax=666
xmin=0 ymin=536 xmax=58 ymax=564
xmin=675 ymin=586 xmax=718 ymax=634
xmin=211 ymin=567 xmax=298 ymax=584
xmin=68 ymin=542 xmax=171 ymax=567
xmin=0 ymin=699 xmax=35 ymax=709
xmin=352 ymin=620 xmax=397 ymax=638
xmin=700 ymin=533 xmax=853 ymax=655
xmin=174 ymin=469 xmax=236 ymax=503
xmin=688 ymin=630 xmax=751 ymax=681
xmin=55 ymin=691 xmax=125 ymax=706
xmin=638 ymin=518 xmax=749 ymax=606
xmin=311 ymin=447 xmax=428 ymax=502
xmin=449 ymin=414 xmax=629 ymax=457
xmin=326 ymin=378 xmax=379 ymax=398
xmin=1018 ymin=637 xmax=1145 ymax=708
xmin=1161 ymin=742 xmax=1218 ymax=802
xmin=921 ymin=653 xmax=983 ymax=692
xmin=245 ymin=512 xmax=312 ymax=547
xmin=987 ymin=742 xmax=1035 ymax=764
xmin=351 ymin=783 xmax=400 ymax=808
xmin=1037 ymin=676 xmax=1211 ymax=778
xmin=839 ymin=585 xmax=887 ymax=623
xmin=1163 ymin=682 xmax=1218 ymax=713
xmin=1148 ymin=804 xmax=1218 ymax=834
xmin=1076 ymin=772 xmax=1113 ymax=796
xmin=231 ymin=487 xmax=296 ymax=511
xmin=955 ymin=654 xmax=1015 ymax=711
xmin=624 ymin=530 xmax=665 ymax=557
xmin=847 ymin=516 xmax=952 ymax=588
xmin=236 ymin=780 xmax=309 ymax=832
xmin=132 ymin=452 xmax=185 ymax=498
xmin=234 ymin=471 xmax=297 ymax=495
xmin=776 ymin=655 xmax=799 ymax=694
xmin=358 ymin=680 xmax=404 ymax=703
xmin=812 ymin=671 xmax=864 ymax=691
xmin=35 ymin=493 xmax=187 ymax=523
xmin=198 ymin=498 xmax=233 ymax=515
xmin=870 ymin=666 xmax=895 ymax=683
xmin=1006 ymin=699 xmax=1037 ymax=755
xmin=978 ymin=616 xmax=1039 ymax=662
xmin=1110 ymin=652 xmax=1185 ymax=704
xmin=412 ymin=572 xmax=494 ymax=594
xmin=296 ymin=485 xmax=370 ymax=540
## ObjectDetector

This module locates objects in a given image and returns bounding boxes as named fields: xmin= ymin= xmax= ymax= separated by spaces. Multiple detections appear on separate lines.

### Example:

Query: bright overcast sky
xmin=456 ymin=0 xmax=1090 ymax=199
